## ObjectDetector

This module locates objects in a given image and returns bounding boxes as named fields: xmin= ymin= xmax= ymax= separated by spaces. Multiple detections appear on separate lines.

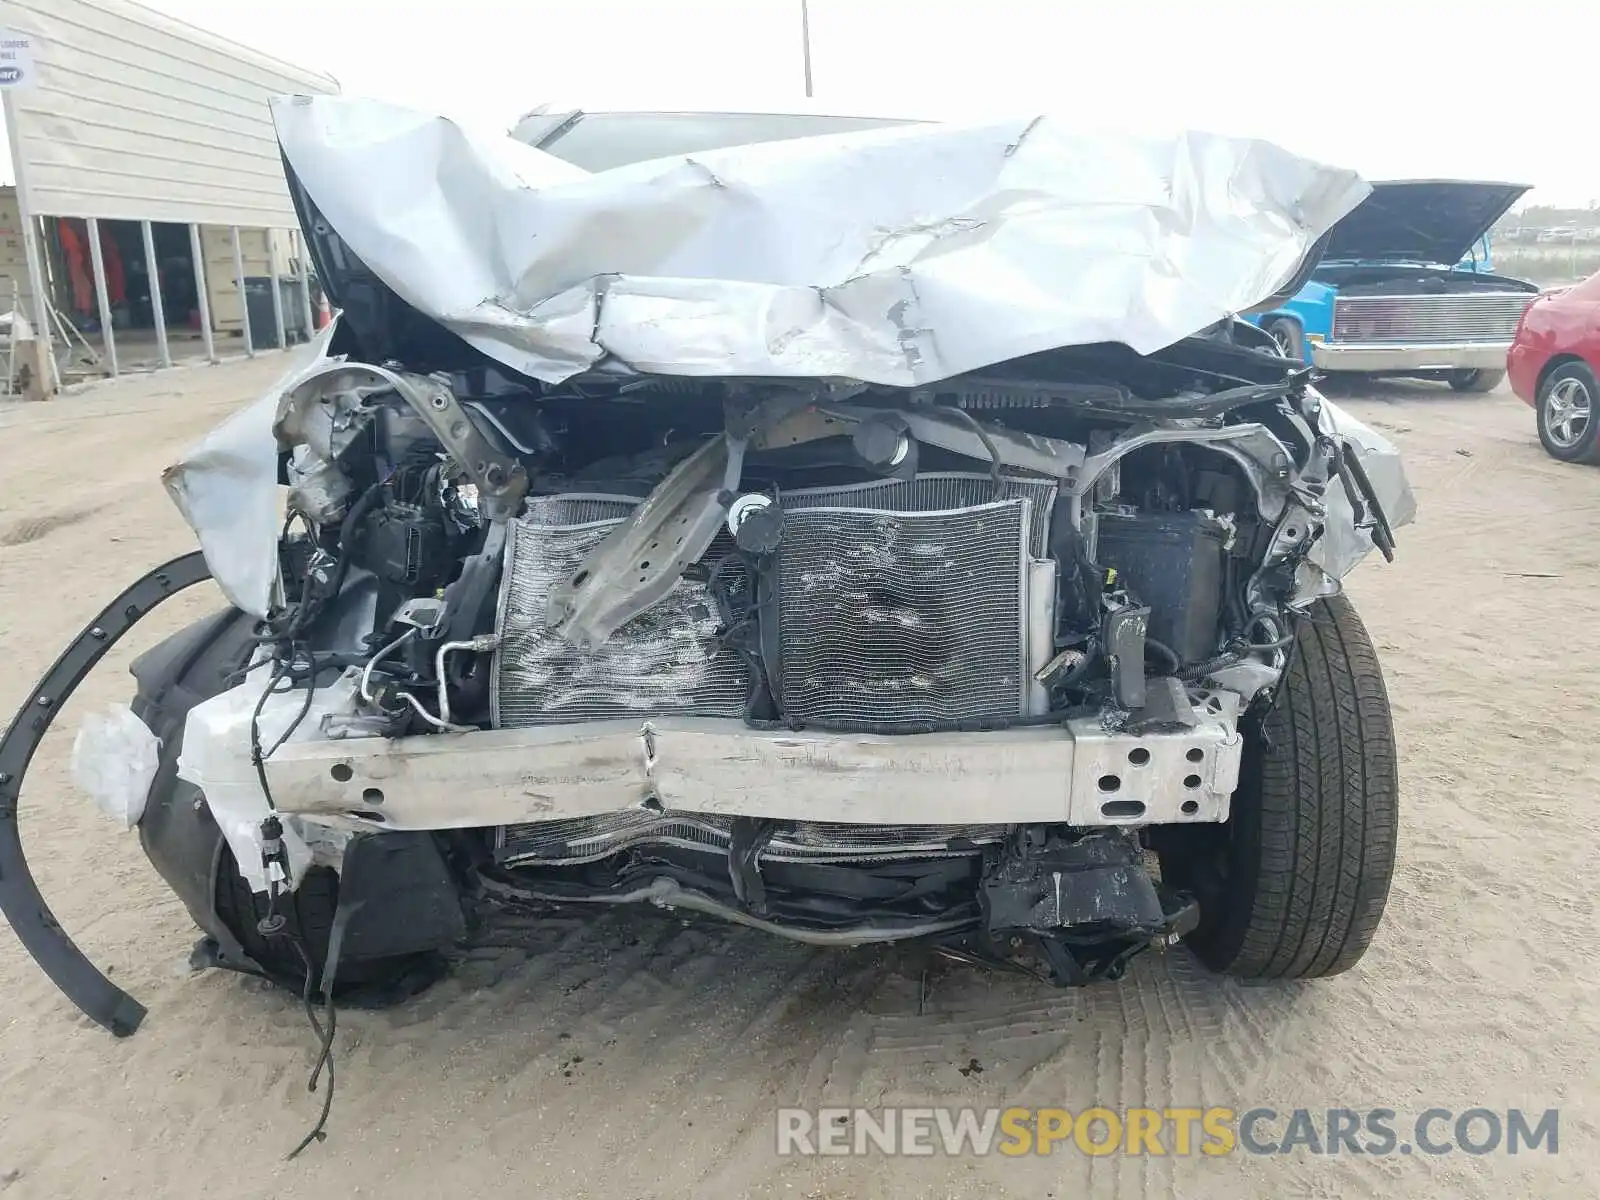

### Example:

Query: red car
xmin=1507 ymin=271 xmax=1600 ymax=463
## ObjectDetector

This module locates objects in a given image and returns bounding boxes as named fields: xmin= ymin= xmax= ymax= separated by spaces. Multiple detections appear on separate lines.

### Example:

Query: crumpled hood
xmin=1323 ymin=179 xmax=1532 ymax=266
xmin=271 ymin=95 xmax=1371 ymax=386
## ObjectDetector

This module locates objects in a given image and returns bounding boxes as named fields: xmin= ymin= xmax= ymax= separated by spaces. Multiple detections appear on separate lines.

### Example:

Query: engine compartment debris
xmin=1 ymin=108 xmax=1412 ymax=1085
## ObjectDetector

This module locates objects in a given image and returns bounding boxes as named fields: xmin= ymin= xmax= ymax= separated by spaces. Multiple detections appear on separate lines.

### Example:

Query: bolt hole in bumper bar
xmin=262 ymin=704 xmax=1242 ymax=834
xmin=0 ymin=552 xmax=213 ymax=1037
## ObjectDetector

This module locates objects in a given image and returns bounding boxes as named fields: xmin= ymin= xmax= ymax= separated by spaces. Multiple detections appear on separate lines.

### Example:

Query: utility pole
xmin=800 ymin=0 xmax=814 ymax=97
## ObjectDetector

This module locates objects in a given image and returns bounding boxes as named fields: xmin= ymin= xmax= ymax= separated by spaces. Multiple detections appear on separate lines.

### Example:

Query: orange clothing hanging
xmin=57 ymin=219 xmax=94 ymax=316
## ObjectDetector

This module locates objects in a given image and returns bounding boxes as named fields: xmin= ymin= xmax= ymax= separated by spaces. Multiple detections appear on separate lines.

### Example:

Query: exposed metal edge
xmin=0 ymin=551 xmax=214 ymax=1037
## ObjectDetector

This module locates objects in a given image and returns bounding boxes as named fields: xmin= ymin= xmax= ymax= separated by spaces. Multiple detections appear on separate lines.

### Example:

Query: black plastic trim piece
xmin=0 ymin=551 xmax=213 ymax=1036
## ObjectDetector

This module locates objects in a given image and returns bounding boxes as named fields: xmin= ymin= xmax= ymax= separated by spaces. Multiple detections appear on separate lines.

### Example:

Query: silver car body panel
xmin=268 ymin=94 xmax=1370 ymax=387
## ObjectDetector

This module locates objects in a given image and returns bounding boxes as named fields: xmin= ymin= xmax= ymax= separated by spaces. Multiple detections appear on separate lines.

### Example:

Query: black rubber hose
xmin=936 ymin=406 xmax=1006 ymax=498
xmin=280 ymin=479 xmax=386 ymax=642
xmin=1144 ymin=638 xmax=1182 ymax=674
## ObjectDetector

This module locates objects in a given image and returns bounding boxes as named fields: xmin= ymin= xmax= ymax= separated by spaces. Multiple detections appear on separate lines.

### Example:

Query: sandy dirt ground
xmin=0 ymin=358 xmax=1595 ymax=1199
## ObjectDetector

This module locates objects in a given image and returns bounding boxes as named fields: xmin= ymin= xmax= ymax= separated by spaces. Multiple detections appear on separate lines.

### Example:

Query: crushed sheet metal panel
xmin=495 ymin=515 xmax=753 ymax=726
xmin=270 ymin=95 xmax=1372 ymax=386
xmin=161 ymin=322 xmax=341 ymax=617
xmin=1313 ymin=394 xmax=1417 ymax=578
xmin=4 ymin=0 xmax=336 ymax=223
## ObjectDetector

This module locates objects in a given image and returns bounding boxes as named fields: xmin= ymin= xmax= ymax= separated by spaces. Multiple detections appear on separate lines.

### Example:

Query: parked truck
xmin=1248 ymin=180 xmax=1538 ymax=391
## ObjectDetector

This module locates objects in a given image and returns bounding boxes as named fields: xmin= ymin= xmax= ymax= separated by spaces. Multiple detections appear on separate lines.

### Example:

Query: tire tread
xmin=1189 ymin=594 xmax=1398 ymax=979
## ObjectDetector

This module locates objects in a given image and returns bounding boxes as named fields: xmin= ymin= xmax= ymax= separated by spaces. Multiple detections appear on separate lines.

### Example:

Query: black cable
xmin=1144 ymin=637 xmax=1182 ymax=674
xmin=1241 ymin=633 xmax=1295 ymax=652
xmin=285 ymin=938 xmax=338 ymax=1161
xmin=248 ymin=661 xmax=290 ymax=812
xmin=278 ymin=477 xmax=387 ymax=644
xmin=243 ymin=632 xmax=340 ymax=1157
xmin=247 ymin=647 xmax=323 ymax=812
xmin=1179 ymin=652 xmax=1241 ymax=682
xmin=239 ymin=502 xmax=350 ymax=1159
xmin=1179 ymin=628 xmax=1295 ymax=682
xmin=322 ymin=479 xmax=387 ymax=602
xmin=251 ymin=651 xmax=338 ymax=1162
xmin=224 ymin=654 xmax=277 ymax=688
xmin=1241 ymin=614 xmax=1295 ymax=652
xmin=938 ymin=406 xmax=1005 ymax=499
xmin=264 ymin=649 xmax=319 ymax=760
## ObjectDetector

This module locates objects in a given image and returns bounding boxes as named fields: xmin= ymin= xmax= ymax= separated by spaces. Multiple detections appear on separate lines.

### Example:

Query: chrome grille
xmin=1330 ymin=293 xmax=1532 ymax=344
xmin=497 ymin=812 xmax=1007 ymax=867
xmin=776 ymin=499 xmax=1030 ymax=730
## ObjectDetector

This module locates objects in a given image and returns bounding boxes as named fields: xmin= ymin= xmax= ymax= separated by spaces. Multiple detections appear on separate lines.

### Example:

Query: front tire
xmin=1447 ymin=368 xmax=1504 ymax=393
xmin=1263 ymin=318 xmax=1306 ymax=363
xmin=1163 ymin=594 xmax=1398 ymax=979
xmin=1536 ymin=361 xmax=1600 ymax=463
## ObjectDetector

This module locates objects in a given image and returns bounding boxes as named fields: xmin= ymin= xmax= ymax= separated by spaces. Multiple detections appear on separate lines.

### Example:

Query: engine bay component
xmin=725 ymin=492 xmax=774 ymax=537
xmin=274 ymin=361 xmax=529 ymax=524
xmin=494 ymin=510 xmax=752 ymax=727
xmin=774 ymin=500 xmax=1033 ymax=730
xmin=497 ymin=814 xmax=1007 ymax=869
xmin=979 ymin=828 xmax=1200 ymax=984
xmin=1096 ymin=510 xmax=1229 ymax=666
xmin=0 ymin=109 xmax=1421 ymax=1198
xmin=850 ymin=412 xmax=916 ymax=478
xmin=981 ymin=829 xmax=1165 ymax=936
xmin=542 ymin=433 xmax=745 ymax=650
xmin=357 ymin=499 xmax=456 ymax=593
xmin=1101 ymin=605 xmax=1152 ymax=711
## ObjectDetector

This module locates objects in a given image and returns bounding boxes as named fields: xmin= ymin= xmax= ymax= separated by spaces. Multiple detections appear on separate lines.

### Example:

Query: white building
xmin=0 ymin=0 xmax=338 ymax=394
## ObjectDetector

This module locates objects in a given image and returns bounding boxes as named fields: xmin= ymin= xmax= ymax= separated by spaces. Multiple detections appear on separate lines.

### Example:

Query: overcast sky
xmin=21 ymin=0 xmax=1600 ymax=206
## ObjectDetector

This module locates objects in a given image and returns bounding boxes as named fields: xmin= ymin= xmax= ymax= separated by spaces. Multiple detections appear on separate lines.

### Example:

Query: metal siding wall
xmin=0 ymin=0 xmax=337 ymax=225
xmin=0 ymin=187 xmax=36 ymax=318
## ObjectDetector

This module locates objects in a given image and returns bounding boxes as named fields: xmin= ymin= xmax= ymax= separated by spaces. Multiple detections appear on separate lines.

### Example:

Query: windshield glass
xmin=529 ymin=111 xmax=915 ymax=172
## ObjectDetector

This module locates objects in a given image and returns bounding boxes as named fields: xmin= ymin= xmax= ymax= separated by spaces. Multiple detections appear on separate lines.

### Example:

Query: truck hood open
xmin=1322 ymin=179 xmax=1531 ymax=267
xmin=276 ymin=96 xmax=1369 ymax=387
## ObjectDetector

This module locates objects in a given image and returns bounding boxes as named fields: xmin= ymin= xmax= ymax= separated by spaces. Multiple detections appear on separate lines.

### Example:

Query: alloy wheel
xmin=1544 ymin=377 xmax=1593 ymax=449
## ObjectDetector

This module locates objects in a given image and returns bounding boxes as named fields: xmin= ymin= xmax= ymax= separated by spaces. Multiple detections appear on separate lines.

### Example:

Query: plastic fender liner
xmin=0 ymin=551 xmax=213 ymax=1037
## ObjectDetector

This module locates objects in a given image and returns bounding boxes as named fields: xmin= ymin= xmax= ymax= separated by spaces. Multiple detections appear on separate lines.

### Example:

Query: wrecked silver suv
xmin=0 ymin=103 xmax=1412 ymax=1040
